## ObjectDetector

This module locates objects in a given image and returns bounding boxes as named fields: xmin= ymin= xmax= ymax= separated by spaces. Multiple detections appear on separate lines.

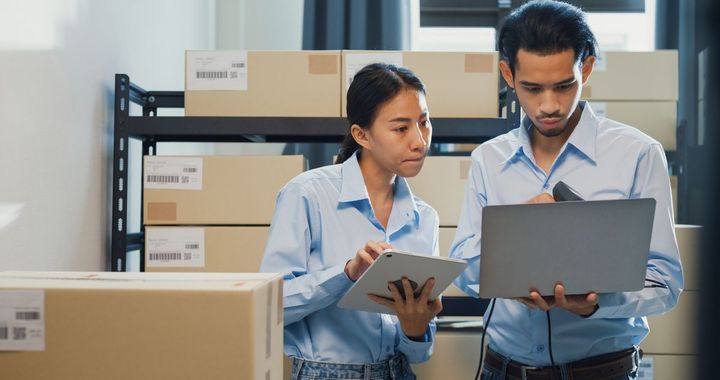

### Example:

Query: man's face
xmin=500 ymin=49 xmax=594 ymax=138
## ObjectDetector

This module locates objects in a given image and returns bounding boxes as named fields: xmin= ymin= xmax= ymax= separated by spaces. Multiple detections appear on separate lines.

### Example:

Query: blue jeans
xmin=290 ymin=354 xmax=415 ymax=380
xmin=480 ymin=349 xmax=639 ymax=380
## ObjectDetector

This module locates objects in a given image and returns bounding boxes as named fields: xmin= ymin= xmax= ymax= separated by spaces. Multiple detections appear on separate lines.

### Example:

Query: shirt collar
xmin=339 ymin=151 xmax=420 ymax=224
xmin=502 ymin=101 xmax=598 ymax=164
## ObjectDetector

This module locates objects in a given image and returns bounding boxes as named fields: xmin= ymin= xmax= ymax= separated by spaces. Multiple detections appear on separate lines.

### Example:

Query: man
xmin=449 ymin=1 xmax=683 ymax=379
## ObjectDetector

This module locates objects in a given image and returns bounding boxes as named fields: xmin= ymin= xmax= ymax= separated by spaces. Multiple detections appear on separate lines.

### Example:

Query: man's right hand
xmin=527 ymin=193 xmax=555 ymax=204
xmin=344 ymin=241 xmax=392 ymax=281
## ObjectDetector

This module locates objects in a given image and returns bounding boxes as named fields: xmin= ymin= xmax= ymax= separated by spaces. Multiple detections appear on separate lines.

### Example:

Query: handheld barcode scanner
xmin=552 ymin=181 xmax=584 ymax=202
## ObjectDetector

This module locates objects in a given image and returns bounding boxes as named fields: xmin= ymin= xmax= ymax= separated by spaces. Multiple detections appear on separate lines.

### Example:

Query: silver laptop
xmin=479 ymin=198 xmax=656 ymax=299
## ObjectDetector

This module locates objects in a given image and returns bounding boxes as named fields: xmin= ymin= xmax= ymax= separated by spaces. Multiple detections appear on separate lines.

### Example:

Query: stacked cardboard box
xmin=341 ymin=51 xmax=499 ymax=118
xmin=185 ymin=50 xmax=342 ymax=117
xmin=639 ymin=224 xmax=701 ymax=380
xmin=143 ymin=155 xmax=305 ymax=272
xmin=584 ymin=51 xmax=679 ymax=150
xmin=0 ymin=271 xmax=283 ymax=380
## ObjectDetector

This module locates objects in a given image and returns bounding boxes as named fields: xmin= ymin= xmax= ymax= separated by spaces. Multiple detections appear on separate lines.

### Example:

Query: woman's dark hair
xmin=497 ymin=0 xmax=598 ymax=75
xmin=335 ymin=63 xmax=426 ymax=164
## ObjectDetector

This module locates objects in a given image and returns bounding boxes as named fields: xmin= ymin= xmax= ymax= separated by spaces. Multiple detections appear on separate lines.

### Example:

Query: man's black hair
xmin=497 ymin=0 xmax=599 ymax=74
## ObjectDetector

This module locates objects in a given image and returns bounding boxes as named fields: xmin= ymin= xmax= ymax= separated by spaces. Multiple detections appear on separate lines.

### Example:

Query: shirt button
xmin=536 ymin=345 xmax=545 ymax=352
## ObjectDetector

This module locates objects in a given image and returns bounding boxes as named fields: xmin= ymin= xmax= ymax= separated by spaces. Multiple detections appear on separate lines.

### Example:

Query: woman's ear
xmin=351 ymin=124 xmax=371 ymax=150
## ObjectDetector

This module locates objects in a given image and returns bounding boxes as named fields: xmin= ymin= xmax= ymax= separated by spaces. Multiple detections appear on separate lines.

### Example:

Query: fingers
xmin=378 ymin=241 xmax=393 ymax=251
xmin=368 ymin=294 xmax=395 ymax=309
xmin=527 ymin=193 xmax=555 ymax=204
xmin=364 ymin=241 xmax=385 ymax=259
xmin=430 ymin=298 xmax=443 ymax=316
xmin=402 ymin=277 xmax=415 ymax=303
xmin=530 ymin=291 xmax=551 ymax=311
xmin=554 ymin=283 xmax=569 ymax=309
xmin=387 ymin=282 xmax=405 ymax=304
xmin=586 ymin=292 xmax=598 ymax=305
xmin=356 ymin=250 xmax=375 ymax=267
xmin=418 ymin=278 xmax=435 ymax=304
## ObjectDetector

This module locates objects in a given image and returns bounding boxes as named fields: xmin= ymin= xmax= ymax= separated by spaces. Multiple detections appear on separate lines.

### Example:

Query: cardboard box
xmin=406 ymin=156 xmax=470 ymax=227
xmin=185 ymin=50 xmax=341 ymax=117
xmin=638 ymin=354 xmax=697 ymax=380
xmin=589 ymin=101 xmax=677 ymax=150
xmin=583 ymin=50 xmax=678 ymax=101
xmin=143 ymin=155 xmax=305 ymax=225
xmin=0 ymin=271 xmax=283 ymax=380
xmin=412 ymin=329 xmax=482 ymax=378
xmin=676 ymin=225 xmax=701 ymax=291
xmin=642 ymin=290 xmax=697 ymax=355
xmin=145 ymin=226 xmax=269 ymax=273
xmin=341 ymin=51 xmax=499 ymax=118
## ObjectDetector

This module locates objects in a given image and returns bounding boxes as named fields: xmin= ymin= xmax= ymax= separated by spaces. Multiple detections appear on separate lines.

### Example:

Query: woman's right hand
xmin=344 ymin=241 xmax=393 ymax=281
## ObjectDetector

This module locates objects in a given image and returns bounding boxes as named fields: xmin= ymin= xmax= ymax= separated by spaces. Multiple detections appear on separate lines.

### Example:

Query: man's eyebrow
xmin=519 ymin=77 xmax=576 ymax=87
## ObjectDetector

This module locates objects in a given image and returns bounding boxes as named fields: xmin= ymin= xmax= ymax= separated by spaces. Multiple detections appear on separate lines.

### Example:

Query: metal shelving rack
xmin=111 ymin=73 xmax=520 ymax=316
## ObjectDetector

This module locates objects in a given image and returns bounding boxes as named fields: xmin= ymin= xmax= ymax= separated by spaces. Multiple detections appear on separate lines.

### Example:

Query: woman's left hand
xmin=368 ymin=277 xmax=443 ymax=339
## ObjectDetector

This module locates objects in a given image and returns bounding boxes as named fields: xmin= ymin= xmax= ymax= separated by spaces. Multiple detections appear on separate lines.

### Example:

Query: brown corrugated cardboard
xmin=590 ymin=101 xmax=677 ymax=150
xmin=676 ymin=225 xmax=701 ymax=291
xmin=185 ymin=50 xmax=341 ymax=117
xmin=406 ymin=156 xmax=470 ymax=227
xmin=143 ymin=155 xmax=305 ymax=225
xmin=0 ymin=271 xmax=283 ymax=380
xmin=412 ymin=329 xmax=482 ymax=378
xmin=639 ymin=354 xmax=697 ymax=380
xmin=583 ymin=50 xmax=678 ymax=101
xmin=145 ymin=226 xmax=269 ymax=273
xmin=642 ymin=290 xmax=697 ymax=355
xmin=341 ymin=51 xmax=499 ymax=118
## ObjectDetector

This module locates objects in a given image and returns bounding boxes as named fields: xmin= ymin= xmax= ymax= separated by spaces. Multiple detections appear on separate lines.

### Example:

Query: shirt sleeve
xmin=590 ymin=143 xmax=684 ymax=319
xmin=260 ymin=182 xmax=354 ymax=326
xmin=448 ymin=154 xmax=487 ymax=298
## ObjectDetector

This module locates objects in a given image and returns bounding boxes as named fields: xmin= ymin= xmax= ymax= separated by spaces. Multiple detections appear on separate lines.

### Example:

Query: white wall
xmin=0 ymin=0 xmax=214 ymax=271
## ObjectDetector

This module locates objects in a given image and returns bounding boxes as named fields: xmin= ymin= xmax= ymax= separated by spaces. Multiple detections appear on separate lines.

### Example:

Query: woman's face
xmin=362 ymin=89 xmax=431 ymax=178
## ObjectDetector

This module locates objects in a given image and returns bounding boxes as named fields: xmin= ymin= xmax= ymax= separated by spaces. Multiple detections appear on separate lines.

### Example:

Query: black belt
xmin=483 ymin=348 xmax=637 ymax=380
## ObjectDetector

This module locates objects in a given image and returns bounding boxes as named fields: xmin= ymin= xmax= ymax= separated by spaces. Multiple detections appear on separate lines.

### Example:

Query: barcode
xmin=149 ymin=252 xmax=182 ymax=261
xmin=231 ymin=62 xmax=245 ymax=68
xmin=0 ymin=327 xmax=7 ymax=340
xmin=16 ymin=311 xmax=40 ymax=321
xmin=184 ymin=252 xmax=193 ymax=261
xmin=196 ymin=71 xmax=228 ymax=79
xmin=147 ymin=175 xmax=179 ymax=184
xmin=185 ymin=243 xmax=199 ymax=250
xmin=13 ymin=327 xmax=26 ymax=340
xmin=182 ymin=167 xmax=197 ymax=173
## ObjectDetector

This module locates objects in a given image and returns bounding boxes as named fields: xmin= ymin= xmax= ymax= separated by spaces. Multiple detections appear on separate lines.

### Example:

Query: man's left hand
xmin=516 ymin=283 xmax=598 ymax=316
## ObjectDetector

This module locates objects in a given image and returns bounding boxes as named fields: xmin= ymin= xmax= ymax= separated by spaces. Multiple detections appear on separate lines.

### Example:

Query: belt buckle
xmin=520 ymin=365 xmax=539 ymax=380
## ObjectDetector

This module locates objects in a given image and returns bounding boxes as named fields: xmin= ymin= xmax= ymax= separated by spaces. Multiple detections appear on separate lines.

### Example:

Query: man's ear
xmin=350 ymin=124 xmax=371 ymax=150
xmin=581 ymin=55 xmax=595 ymax=85
xmin=499 ymin=60 xmax=515 ymax=89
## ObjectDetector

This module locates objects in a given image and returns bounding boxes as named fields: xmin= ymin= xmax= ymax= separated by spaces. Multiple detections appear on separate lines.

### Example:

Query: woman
xmin=261 ymin=63 xmax=441 ymax=380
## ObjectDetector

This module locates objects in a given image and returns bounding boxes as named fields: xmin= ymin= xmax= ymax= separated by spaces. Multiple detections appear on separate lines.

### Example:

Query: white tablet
xmin=337 ymin=249 xmax=468 ymax=315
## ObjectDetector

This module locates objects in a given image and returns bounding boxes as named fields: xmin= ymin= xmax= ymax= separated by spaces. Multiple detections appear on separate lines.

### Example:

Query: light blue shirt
xmin=260 ymin=152 xmax=439 ymax=364
xmin=449 ymin=102 xmax=683 ymax=366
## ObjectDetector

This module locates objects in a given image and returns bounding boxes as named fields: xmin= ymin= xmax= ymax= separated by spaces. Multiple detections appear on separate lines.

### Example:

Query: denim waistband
xmin=290 ymin=354 xmax=413 ymax=380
